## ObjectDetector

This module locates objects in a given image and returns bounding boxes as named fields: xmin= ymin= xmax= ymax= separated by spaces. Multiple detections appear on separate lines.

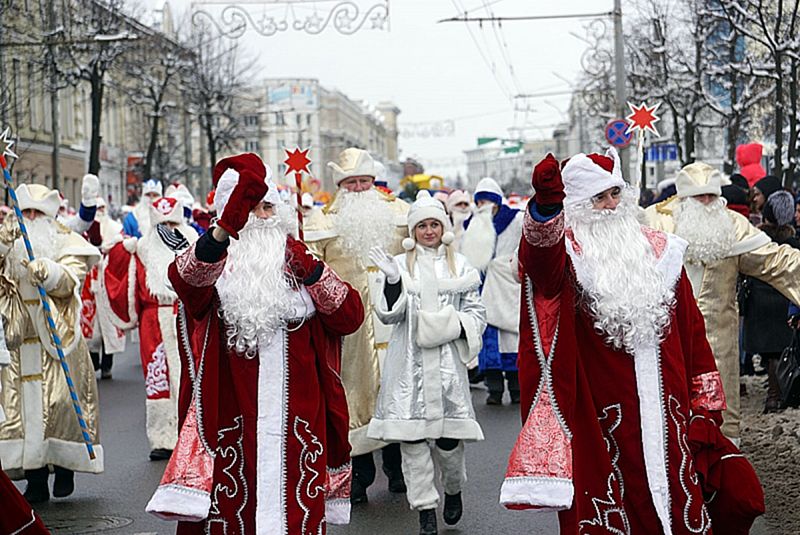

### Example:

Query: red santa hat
xmin=212 ymin=153 xmax=276 ymax=218
xmin=149 ymin=196 xmax=184 ymax=225
xmin=561 ymin=147 xmax=626 ymax=207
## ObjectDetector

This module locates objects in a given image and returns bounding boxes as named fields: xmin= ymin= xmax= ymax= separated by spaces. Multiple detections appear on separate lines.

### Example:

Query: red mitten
xmin=286 ymin=235 xmax=321 ymax=283
xmin=217 ymin=170 xmax=268 ymax=239
xmin=531 ymin=153 xmax=565 ymax=205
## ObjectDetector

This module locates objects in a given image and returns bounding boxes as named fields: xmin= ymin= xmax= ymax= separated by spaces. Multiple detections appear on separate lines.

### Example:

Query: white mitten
xmin=27 ymin=258 xmax=64 ymax=291
xmin=368 ymin=246 xmax=400 ymax=284
xmin=123 ymin=237 xmax=138 ymax=253
xmin=417 ymin=305 xmax=461 ymax=349
xmin=81 ymin=174 xmax=100 ymax=207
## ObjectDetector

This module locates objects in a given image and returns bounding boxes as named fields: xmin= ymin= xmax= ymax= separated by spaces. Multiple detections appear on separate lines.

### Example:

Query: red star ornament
xmin=284 ymin=147 xmax=312 ymax=176
xmin=625 ymin=101 xmax=661 ymax=136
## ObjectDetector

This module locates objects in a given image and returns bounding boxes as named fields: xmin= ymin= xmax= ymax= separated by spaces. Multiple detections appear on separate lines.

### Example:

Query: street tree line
xmin=577 ymin=0 xmax=800 ymax=185
xmin=0 ymin=0 xmax=253 ymax=197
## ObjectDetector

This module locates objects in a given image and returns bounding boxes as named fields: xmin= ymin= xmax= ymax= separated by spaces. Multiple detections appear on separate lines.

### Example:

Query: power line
xmin=438 ymin=12 xmax=613 ymax=23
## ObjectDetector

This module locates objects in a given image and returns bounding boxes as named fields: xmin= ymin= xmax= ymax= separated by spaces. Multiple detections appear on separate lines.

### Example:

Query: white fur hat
xmin=142 ymin=179 xmax=163 ymax=197
xmin=149 ymin=196 xmax=184 ymax=225
xmin=403 ymin=191 xmax=454 ymax=250
xmin=561 ymin=147 xmax=626 ymax=207
xmin=328 ymin=148 xmax=376 ymax=185
xmin=675 ymin=162 xmax=722 ymax=198
xmin=165 ymin=183 xmax=195 ymax=210
xmin=16 ymin=184 xmax=61 ymax=218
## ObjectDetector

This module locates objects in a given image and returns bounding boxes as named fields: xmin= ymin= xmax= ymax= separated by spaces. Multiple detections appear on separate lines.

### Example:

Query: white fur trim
xmin=500 ymin=476 xmax=573 ymax=510
xmin=146 ymin=483 xmax=211 ymax=522
xmin=402 ymin=237 xmax=415 ymax=251
xmin=407 ymin=191 xmax=450 ymax=232
xmin=349 ymin=424 xmax=386 ymax=457
xmin=146 ymin=398 xmax=178 ymax=450
xmin=102 ymin=252 xmax=139 ymax=330
xmin=303 ymin=228 xmax=338 ymax=242
xmin=325 ymin=498 xmax=351 ymax=525
xmin=475 ymin=177 xmax=504 ymax=198
xmin=417 ymin=305 xmax=461 ymax=348
xmin=441 ymin=231 xmax=454 ymax=245
xmin=256 ymin=328 xmax=287 ymax=533
xmin=16 ymin=184 xmax=61 ymax=218
xmin=460 ymin=209 xmax=496 ymax=272
xmin=562 ymin=148 xmax=626 ymax=207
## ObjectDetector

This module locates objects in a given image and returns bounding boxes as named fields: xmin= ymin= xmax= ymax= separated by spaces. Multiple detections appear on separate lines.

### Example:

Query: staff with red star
xmin=625 ymin=101 xmax=661 ymax=189
xmin=284 ymin=147 xmax=312 ymax=240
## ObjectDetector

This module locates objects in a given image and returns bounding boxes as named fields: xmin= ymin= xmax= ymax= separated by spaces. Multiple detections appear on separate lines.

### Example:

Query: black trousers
xmin=485 ymin=369 xmax=519 ymax=395
xmin=90 ymin=343 xmax=113 ymax=373
xmin=352 ymin=443 xmax=402 ymax=488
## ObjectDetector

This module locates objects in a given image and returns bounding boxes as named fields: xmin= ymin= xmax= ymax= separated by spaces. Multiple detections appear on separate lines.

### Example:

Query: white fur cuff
xmin=326 ymin=498 xmax=351 ymax=525
xmin=146 ymin=484 xmax=211 ymax=522
xmin=500 ymin=476 xmax=573 ymax=510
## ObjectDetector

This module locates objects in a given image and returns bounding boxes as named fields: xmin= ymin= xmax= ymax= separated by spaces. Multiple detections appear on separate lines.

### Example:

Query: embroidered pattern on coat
xmin=668 ymin=395 xmax=711 ymax=534
xmin=208 ymin=416 xmax=248 ymax=535
xmin=306 ymin=265 xmax=348 ymax=315
xmin=690 ymin=371 xmax=726 ymax=412
xmin=145 ymin=342 xmax=170 ymax=398
xmin=522 ymin=210 xmax=564 ymax=247
xmin=294 ymin=416 xmax=326 ymax=534
xmin=579 ymin=404 xmax=631 ymax=535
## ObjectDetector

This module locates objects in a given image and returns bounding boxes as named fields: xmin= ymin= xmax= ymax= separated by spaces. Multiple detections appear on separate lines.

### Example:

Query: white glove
xmin=27 ymin=258 xmax=64 ymax=291
xmin=123 ymin=237 xmax=138 ymax=253
xmin=368 ymin=247 xmax=400 ymax=284
xmin=81 ymin=174 xmax=100 ymax=207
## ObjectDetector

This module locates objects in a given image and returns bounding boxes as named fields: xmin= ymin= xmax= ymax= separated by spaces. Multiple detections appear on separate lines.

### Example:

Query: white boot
xmin=401 ymin=441 xmax=439 ymax=510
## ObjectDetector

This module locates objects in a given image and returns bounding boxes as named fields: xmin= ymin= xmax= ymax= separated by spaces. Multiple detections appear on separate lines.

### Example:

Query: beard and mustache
xmin=673 ymin=196 xmax=736 ymax=264
xmin=333 ymin=188 xmax=396 ymax=261
xmin=565 ymin=189 xmax=675 ymax=354
xmin=216 ymin=212 xmax=296 ymax=359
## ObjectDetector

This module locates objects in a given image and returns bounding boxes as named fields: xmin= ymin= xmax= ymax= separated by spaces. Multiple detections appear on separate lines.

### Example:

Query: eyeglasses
xmin=591 ymin=187 xmax=622 ymax=205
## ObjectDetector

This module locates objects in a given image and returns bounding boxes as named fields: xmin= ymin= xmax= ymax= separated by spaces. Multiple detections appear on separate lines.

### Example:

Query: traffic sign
xmin=605 ymin=119 xmax=632 ymax=148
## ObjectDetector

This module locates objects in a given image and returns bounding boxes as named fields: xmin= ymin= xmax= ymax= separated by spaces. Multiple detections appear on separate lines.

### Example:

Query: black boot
xmin=350 ymin=476 xmax=368 ymax=504
xmin=23 ymin=467 xmax=50 ymax=504
xmin=418 ymin=508 xmax=438 ymax=535
xmin=53 ymin=466 xmax=75 ymax=498
xmin=384 ymin=466 xmax=406 ymax=493
xmin=485 ymin=370 xmax=504 ymax=405
xmin=507 ymin=371 xmax=520 ymax=404
xmin=443 ymin=492 xmax=463 ymax=525
xmin=382 ymin=443 xmax=406 ymax=493
xmin=149 ymin=448 xmax=173 ymax=461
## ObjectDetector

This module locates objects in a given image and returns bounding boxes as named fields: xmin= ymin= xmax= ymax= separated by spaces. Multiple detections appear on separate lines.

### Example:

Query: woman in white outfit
xmin=368 ymin=191 xmax=486 ymax=535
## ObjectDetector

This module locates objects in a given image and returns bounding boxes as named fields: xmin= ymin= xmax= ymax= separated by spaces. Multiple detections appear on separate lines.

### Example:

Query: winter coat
xmin=741 ymin=225 xmax=800 ymax=354
xmin=367 ymin=245 xmax=486 ymax=442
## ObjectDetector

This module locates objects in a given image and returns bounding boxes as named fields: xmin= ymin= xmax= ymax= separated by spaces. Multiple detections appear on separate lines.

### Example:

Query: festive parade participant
xmin=645 ymin=162 xmax=800 ymax=441
xmin=56 ymin=173 xmax=100 ymax=235
xmin=123 ymin=178 xmax=162 ymax=238
xmin=445 ymin=189 xmax=471 ymax=249
xmin=502 ymin=151 xmax=765 ymax=534
xmin=145 ymin=153 xmax=363 ymax=534
xmin=460 ymin=177 xmax=523 ymax=404
xmin=305 ymin=147 xmax=409 ymax=502
xmin=80 ymin=197 xmax=125 ymax=379
xmin=103 ymin=195 xmax=199 ymax=460
xmin=166 ymin=183 xmax=206 ymax=236
xmin=368 ymin=191 xmax=485 ymax=535
xmin=0 ymin=183 xmax=103 ymax=503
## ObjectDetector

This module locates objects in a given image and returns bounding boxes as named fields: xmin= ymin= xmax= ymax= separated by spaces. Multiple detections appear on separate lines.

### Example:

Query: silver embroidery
xmin=579 ymin=404 xmax=631 ymax=535
xmin=294 ymin=416 xmax=326 ymax=534
xmin=668 ymin=395 xmax=711 ymax=534
xmin=208 ymin=416 xmax=248 ymax=534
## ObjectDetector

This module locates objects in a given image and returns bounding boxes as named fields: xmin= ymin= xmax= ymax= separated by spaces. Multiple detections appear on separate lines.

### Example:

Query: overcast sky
xmin=146 ymin=0 xmax=609 ymax=180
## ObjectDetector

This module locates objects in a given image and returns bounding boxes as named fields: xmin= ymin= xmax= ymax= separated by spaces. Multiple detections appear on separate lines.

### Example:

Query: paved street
xmin=17 ymin=340 xmax=557 ymax=534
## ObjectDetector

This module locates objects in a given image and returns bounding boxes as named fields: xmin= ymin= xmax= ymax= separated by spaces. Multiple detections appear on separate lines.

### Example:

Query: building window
xmin=306 ymin=114 xmax=312 ymax=126
xmin=296 ymin=114 xmax=302 ymax=127
xmin=244 ymin=115 xmax=259 ymax=127
xmin=245 ymin=140 xmax=259 ymax=152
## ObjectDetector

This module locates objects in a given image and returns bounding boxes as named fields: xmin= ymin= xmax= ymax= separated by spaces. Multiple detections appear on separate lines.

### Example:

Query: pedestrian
xmin=460 ymin=177 xmax=523 ymax=405
xmin=80 ymin=196 xmax=126 ymax=380
xmin=146 ymin=153 xmax=363 ymax=533
xmin=304 ymin=147 xmax=410 ymax=503
xmin=368 ymin=191 xmax=486 ymax=535
xmin=102 ymin=195 xmax=199 ymax=460
xmin=741 ymin=191 xmax=800 ymax=412
xmin=0 ymin=184 xmax=104 ymax=502
xmin=503 ymin=151 xmax=765 ymax=534
xmin=122 ymin=178 xmax=162 ymax=238
xmin=645 ymin=163 xmax=800 ymax=443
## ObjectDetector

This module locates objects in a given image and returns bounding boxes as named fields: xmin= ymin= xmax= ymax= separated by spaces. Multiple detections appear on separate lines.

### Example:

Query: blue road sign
xmin=605 ymin=119 xmax=632 ymax=148
xmin=645 ymin=144 xmax=678 ymax=162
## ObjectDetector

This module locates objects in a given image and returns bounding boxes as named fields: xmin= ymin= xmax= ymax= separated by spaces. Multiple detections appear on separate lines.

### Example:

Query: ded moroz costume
xmin=123 ymin=178 xmax=163 ymax=238
xmin=644 ymin=163 xmax=800 ymax=440
xmin=0 ymin=184 xmax=103 ymax=503
xmin=103 ymin=195 xmax=199 ymax=459
xmin=145 ymin=153 xmax=363 ymax=534
xmin=502 ymin=151 xmax=765 ymax=534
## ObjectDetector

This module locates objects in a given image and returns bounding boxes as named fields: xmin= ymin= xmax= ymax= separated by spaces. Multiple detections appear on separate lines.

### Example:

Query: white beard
xmin=451 ymin=208 xmax=471 ymax=236
xmin=10 ymin=216 xmax=63 ymax=281
xmin=134 ymin=202 xmax=152 ymax=235
xmin=137 ymin=227 xmax=182 ymax=303
xmin=460 ymin=204 xmax=496 ymax=272
xmin=333 ymin=189 xmax=396 ymax=261
xmin=673 ymin=197 xmax=736 ymax=264
xmin=216 ymin=214 xmax=295 ymax=359
xmin=566 ymin=191 xmax=675 ymax=354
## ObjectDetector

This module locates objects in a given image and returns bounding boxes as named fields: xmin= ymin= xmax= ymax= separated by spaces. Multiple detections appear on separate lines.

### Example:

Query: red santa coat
xmin=103 ymin=237 xmax=188 ymax=450
xmin=145 ymin=239 xmax=364 ymax=534
xmin=501 ymin=208 xmax=764 ymax=535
